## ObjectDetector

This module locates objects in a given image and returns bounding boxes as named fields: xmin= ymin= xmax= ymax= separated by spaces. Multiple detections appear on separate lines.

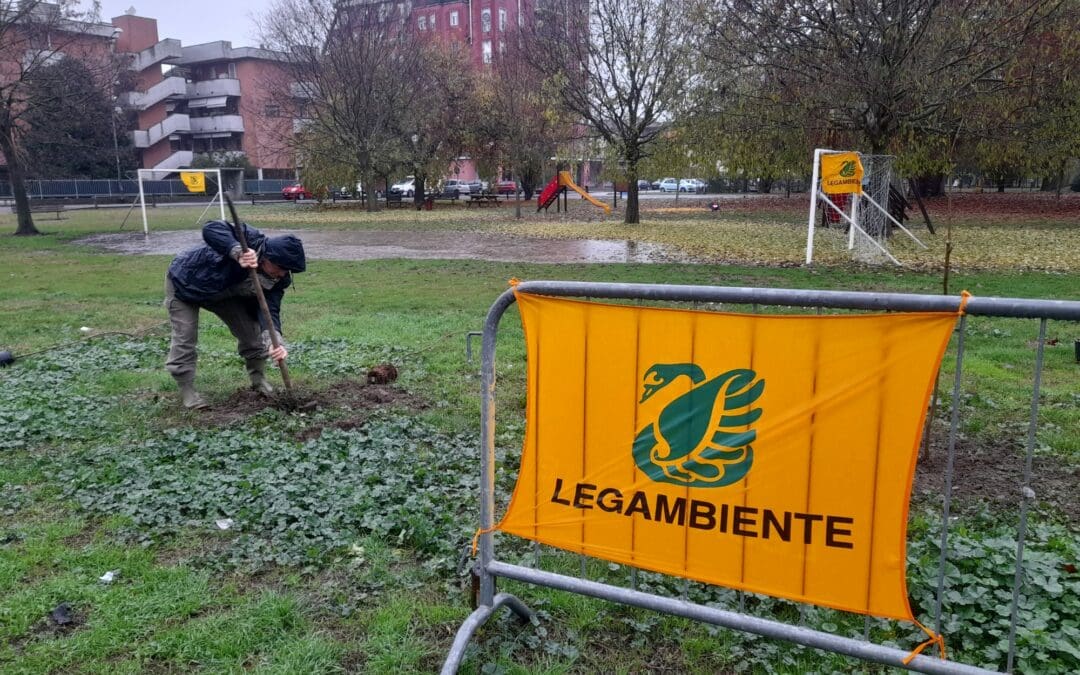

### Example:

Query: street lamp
xmin=110 ymin=100 xmax=122 ymax=181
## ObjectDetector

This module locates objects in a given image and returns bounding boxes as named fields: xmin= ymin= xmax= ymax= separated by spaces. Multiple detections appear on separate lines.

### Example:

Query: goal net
xmin=136 ymin=168 xmax=225 ymax=236
xmin=805 ymin=149 xmax=927 ymax=265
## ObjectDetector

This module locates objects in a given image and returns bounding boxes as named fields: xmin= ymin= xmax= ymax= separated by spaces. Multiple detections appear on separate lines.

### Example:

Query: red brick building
xmin=410 ymin=0 xmax=535 ymax=67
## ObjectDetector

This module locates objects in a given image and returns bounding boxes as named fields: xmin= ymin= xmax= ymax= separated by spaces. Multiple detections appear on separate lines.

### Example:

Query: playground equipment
xmin=806 ymin=149 xmax=927 ymax=265
xmin=537 ymin=171 xmax=612 ymax=215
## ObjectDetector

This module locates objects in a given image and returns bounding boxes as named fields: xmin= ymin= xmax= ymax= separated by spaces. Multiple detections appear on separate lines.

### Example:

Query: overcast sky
xmin=89 ymin=1 xmax=268 ymax=47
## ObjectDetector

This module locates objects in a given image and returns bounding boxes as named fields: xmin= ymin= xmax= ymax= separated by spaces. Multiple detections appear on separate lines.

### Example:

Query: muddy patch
xmin=197 ymin=378 xmax=428 ymax=437
xmin=74 ymin=229 xmax=686 ymax=264
xmin=914 ymin=438 xmax=1080 ymax=524
xmin=9 ymin=603 xmax=89 ymax=652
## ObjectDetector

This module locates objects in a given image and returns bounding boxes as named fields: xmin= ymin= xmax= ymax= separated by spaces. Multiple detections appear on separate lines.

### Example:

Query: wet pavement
xmin=74 ymin=229 xmax=686 ymax=264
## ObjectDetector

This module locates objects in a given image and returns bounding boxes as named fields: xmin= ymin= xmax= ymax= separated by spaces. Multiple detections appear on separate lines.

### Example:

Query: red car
xmin=282 ymin=184 xmax=313 ymax=200
xmin=496 ymin=180 xmax=518 ymax=195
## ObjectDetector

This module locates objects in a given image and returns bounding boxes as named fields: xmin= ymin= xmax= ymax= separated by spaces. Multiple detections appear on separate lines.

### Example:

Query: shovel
xmin=224 ymin=194 xmax=295 ymax=399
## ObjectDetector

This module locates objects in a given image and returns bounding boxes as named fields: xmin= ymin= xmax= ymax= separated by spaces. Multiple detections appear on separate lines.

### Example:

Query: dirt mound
xmin=914 ymin=438 xmax=1080 ymax=525
xmin=198 ymin=379 xmax=428 ymax=434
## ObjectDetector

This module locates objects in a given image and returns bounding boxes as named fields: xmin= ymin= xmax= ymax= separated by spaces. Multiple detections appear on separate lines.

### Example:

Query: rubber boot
xmin=175 ymin=375 xmax=208 ymax=410
xmin=247 ymin=358 xmax=274 ymax=397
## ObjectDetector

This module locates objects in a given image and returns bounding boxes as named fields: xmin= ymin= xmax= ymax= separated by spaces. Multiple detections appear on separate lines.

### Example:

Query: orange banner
xmin=498 ymin=292 xmax=958 ymax=621
xmin=821 ymin=152 xmax=864 ymax=194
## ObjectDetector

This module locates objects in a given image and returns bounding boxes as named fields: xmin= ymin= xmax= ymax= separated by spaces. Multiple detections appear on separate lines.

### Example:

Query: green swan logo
xmin=839 ymin=160 xmax=857 ymax=177
xmin=633 ymin=364 xmax=764 ymax=487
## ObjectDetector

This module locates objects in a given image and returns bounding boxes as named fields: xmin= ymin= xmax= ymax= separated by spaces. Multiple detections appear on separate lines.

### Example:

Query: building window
xmin=430 ymin=13 xmax=436 ymax=29
xmin=418 ymin=15 xmax=426 ymax=30
xmin=482 ymin=40 xmax=492 ymax=63
xmin=481 ymin=9 xmax=491 ymax=33
xmin=450 ymin=10 xmax=458 ymax=26
xmin=264 ymin=104 xmax=281 ymax=118
xmin=498 ymin=39 xmax=505 ymax=55
xmin=499 ymin=8 xmax=507 ymax=31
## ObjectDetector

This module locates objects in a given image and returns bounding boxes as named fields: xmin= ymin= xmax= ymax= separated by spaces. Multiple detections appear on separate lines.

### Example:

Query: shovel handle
xmin=224 ymin=195 xmax=293 ymax=393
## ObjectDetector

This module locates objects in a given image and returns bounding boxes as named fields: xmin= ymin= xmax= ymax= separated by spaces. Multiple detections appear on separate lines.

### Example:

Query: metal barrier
xmin=443 ymin=281 xmax=1080 ymax=674
xmin=0 ymin=178 xmax=292 ymax=199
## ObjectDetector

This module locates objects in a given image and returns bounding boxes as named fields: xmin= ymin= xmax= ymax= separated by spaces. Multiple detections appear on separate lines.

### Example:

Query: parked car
xmin=334 ymin=182 xmax=364 ymax=199
xmin=679 ymin=178 xmax=705 ymax=193
xmin=637 ymin=179 xmax=651 ymax=190
xmin=496 ymin=179 xmax=518 ymax=194
xmin=442 ymin=179 xmax=472 ymax=196
xmin=658 ymin=178 xmax=679 ymax=193
xmin=282 ymin=184 xmax=313 ymax=200
xmin=462 ymin=179 xmax=483 ymax=194
xmin=651 ymin=179 xmax=662 ymax=190
xmin=390 ymin=176 xmax=415 ymax=197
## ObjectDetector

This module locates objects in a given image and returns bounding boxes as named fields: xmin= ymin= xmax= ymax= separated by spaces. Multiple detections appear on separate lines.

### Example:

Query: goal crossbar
xmin=137 ymin=168 xmax=226 ymax=236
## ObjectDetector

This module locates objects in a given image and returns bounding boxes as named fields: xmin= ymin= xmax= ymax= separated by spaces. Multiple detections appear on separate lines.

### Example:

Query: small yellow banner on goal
xmin=821 ymin=152 xmax=864 ymax=194
xmin=179 ymin=172 xmax=206 ymax=193
xmin=498 ymin=291 xmax=962 ymax=623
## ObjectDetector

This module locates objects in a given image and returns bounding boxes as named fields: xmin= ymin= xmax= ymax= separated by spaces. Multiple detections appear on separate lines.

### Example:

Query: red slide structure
xmin=536 ymin=175 xmax=562 ymax=211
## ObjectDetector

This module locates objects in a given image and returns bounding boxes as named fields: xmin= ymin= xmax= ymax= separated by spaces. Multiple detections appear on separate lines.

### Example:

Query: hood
xmin=263 ymin=235 xmax=306 ymax=273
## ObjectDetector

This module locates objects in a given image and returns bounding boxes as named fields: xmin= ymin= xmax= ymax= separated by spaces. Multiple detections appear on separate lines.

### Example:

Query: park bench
xmin=245 ymin=192 xmax=281 ymax=205
xmin=11 ymin=203 xmax=67 ymax=219
xmin=466 ymin=194 xmax=502 ymax=208
xmin=416 ymin=191 xmax=462 ymax=211
xmin=385 ymin=192 xmax=406 ymax=208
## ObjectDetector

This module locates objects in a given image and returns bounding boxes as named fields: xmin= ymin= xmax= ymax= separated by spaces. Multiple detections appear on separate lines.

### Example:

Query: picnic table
xmin=466 ymin=194 xmax=502 ymax=207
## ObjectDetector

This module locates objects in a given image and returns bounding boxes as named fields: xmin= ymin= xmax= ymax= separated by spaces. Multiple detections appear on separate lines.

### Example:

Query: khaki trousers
xmin=164 ymin=275 xmax=268 ymax=381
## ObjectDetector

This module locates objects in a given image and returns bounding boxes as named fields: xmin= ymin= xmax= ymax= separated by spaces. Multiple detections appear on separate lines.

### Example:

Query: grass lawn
xmin=0 ymin=196 xmax=1077 ymax=673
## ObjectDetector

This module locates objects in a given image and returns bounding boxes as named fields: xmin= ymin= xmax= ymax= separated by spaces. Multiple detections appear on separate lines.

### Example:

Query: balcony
xmin=128 ymin=39 xmax=183 ymax=71
xmin=190 ymin=78 xmax=241 ymax=98
xmin=119 ymin=76 xmax=188 ymax=111
xmin=132 ymin=114 xmax=191 ymax=148
xmin=153 ymin=151 xmax=194 ymax=171
xmin=190 ymin=115 xmax=244 ymax=134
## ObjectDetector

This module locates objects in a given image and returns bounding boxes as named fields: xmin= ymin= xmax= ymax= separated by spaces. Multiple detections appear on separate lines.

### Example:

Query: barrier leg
xmin=441 ymin=592 xmax=533 ymax=675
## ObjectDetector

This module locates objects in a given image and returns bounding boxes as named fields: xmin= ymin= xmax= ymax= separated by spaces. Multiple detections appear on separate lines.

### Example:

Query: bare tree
xmin=480 ymin=30 xmax=569 ymax=216
xmin=706 ymin=1 xmax=1062 ymax=156
xmin=394 ymin=41 xmax=475 ymax=208
xmin=0 ymin=0 xmax=117 ymax=235
xmin=257 ymin=0 xmax=424 ymax=211
xmin=528 ymin=0 xmax=700 ymax=224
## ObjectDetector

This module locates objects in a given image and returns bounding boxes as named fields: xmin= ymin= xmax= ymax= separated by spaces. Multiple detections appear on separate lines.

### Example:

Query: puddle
xmin=74 ymin=229 xmax=685 ymax=264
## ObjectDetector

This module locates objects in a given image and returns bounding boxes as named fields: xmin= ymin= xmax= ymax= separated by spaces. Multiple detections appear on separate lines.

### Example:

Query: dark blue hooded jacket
xmin=167 ymin=221 xmax=306 ymax=333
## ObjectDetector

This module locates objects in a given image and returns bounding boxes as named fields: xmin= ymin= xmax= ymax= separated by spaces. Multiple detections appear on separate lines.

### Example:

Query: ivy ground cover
xmin=0 ymin=202 xmax=1077 ymax=673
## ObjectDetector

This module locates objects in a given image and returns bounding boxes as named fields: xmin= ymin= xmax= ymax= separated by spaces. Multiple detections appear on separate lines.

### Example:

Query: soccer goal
xmin=805 ymin=149 xmax=927 ymax=266
xmin=136 ymin=168 xmax=226 ymax=235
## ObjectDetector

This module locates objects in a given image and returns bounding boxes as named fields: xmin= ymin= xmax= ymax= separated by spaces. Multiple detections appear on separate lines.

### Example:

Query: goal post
xmin=805 ymin=149 xmax=927 ymax=266
xmin=136 ymin=168 xmax=225 ymax=236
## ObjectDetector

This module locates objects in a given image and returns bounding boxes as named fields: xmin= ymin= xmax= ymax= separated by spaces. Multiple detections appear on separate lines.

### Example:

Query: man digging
xmin=164 ymin=220 xmax=306 ymax=409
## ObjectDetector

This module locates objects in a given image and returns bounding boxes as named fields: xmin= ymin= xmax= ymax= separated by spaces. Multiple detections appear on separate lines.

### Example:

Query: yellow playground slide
xmin=559 ymin=171 xmax=612 ymax=215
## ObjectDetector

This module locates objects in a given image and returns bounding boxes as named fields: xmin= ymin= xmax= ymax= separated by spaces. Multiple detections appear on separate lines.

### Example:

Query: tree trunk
xmin=0 ymin=128 xmax=40 ymax=236
xmin=362 ymin=168 xmax=379 ymax=212
xmin=414 ymin=174 xmax=426 ymax=209
xmin=996 ymin=178 xmax=1006 ymax=193
xmin=759 ymin=178 xmax=773 ymax=194
xmin=625 ymin=163 xmax=640 ymax=224
xmin=513 ymin=170 xmax=522 ymax=219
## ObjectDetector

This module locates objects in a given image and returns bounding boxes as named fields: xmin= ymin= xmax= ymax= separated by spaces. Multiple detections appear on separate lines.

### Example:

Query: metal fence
xmin=0 ymin=179 xmax=293 ymax=199
xmin=443 ymin=281 xmax=1080 ymax=675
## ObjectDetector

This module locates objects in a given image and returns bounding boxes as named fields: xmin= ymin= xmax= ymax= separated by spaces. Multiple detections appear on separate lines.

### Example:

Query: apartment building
xmin=410 ymin=0 xmax=534 ymax=67
xmin=113 ymin=13 xmax=294 ymax=177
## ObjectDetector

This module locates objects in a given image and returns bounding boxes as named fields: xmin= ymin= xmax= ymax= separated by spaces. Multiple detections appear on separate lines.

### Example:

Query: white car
xmin=442 ymin=179 xmax=472 ymax=196
xmin=679 ymin=178 xmax=705 ymax=193
xmin=658 ymin=177 xmax=679 ymax=192
xmin=390 ymin=176 xmax=415 ymax=196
